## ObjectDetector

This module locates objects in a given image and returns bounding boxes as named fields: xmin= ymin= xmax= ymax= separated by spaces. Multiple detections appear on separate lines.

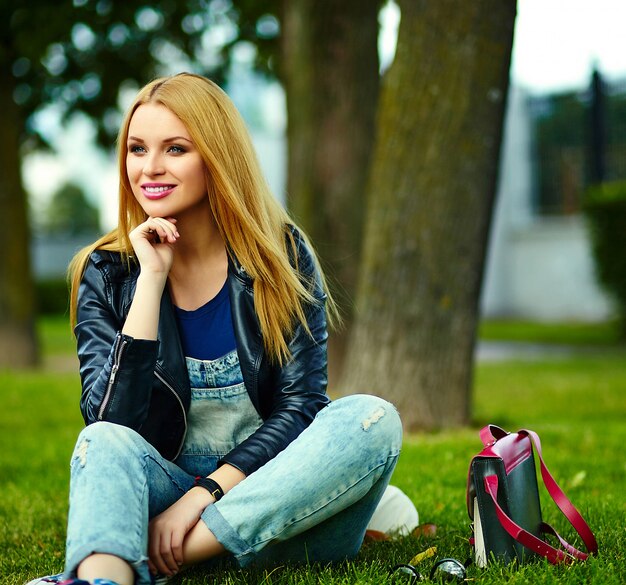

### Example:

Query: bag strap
xmin=484 ymin=475 xmax=581 ymax=564
xmin=520 ymin=429 xmax=598 ymax=556
xmin=480 ymin=424 xmax=509 ymax=446
xmin=481 ymin=428 xmax=598 ymax=564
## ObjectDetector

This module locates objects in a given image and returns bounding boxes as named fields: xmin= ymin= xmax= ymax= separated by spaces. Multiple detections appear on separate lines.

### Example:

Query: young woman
xmin=28 ymin=73 xmax=402 ymax=585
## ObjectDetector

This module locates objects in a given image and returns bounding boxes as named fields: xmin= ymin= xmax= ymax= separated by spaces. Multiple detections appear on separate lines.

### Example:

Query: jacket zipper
xmin=155 ymin=370 xmax=188 ymax=459
xmin=98 ymin=336 xmax=128 ymax=420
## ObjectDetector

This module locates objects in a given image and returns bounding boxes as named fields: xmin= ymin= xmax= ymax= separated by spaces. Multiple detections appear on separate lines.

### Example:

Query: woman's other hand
xmin=147 ymin=487 xmax=212 ymax=576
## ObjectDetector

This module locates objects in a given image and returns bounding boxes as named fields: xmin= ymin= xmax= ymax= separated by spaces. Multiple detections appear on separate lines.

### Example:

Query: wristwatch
xmin=192 ymin=476 xmax=224 ymax=501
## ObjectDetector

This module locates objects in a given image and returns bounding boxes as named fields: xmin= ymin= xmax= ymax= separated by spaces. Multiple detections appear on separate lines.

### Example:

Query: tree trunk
xmin=340 ymin=0 xmax=516 ymax=429
xmin=0 ymin=66 xmax=39 ymax=367
xmin=280 ymin=0 xmax=380 ymax=385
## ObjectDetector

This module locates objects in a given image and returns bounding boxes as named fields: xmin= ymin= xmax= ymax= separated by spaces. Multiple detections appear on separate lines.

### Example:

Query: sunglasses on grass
xmin=389 ymin=557 xmax=471 ymax=583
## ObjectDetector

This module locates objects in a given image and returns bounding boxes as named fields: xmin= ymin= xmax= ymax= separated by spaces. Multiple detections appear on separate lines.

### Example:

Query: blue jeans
xmin=64 ymin=394 xmax=402 ymax=584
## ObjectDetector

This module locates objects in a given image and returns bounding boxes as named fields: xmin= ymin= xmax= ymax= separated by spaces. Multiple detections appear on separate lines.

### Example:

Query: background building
xmin=482 ymin=72 xmax=626 ymax=322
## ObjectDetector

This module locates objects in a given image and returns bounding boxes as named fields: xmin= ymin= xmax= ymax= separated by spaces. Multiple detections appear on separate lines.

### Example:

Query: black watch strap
xmin=193 ymin=476 xmax=224 ymax=501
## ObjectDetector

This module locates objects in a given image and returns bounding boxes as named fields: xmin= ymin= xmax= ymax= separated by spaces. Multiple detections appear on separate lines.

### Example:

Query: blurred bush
xmin=584 ymin=180 xmax=626 ymax=336
xmin=39 ymin=182 xmax=100 ymax=236
xmin=36 ymin=278 xmax=69 ymax=315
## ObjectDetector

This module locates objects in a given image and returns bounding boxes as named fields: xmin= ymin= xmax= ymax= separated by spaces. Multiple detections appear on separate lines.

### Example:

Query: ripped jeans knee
xmin=70 ymin=421 xmax=147 ymax=468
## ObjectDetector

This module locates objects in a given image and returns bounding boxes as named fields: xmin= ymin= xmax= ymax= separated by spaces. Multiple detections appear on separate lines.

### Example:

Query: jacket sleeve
xmin=75 ymin=257 xmax=159 ymax=429
xmin=219 ymin=232 xmax=331 ymax=475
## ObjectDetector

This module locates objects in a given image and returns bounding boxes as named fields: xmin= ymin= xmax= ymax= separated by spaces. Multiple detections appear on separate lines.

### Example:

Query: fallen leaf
xmin=412 ymin=523 xmax=438 ymax=538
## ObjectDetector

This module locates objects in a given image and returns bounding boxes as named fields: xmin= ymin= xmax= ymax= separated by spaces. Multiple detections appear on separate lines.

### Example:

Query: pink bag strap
xmin=481 ymin=428 xmax=598 ymax=564
xmin=480 ymin=424 xmax=509 ymax=446
xmin=540 ymin=522 xmax=592 ymax=559
xmin=519 ymin=429 xmax=598 ymax=556
xmin=484 ymin=475 xmax=580 ymax=564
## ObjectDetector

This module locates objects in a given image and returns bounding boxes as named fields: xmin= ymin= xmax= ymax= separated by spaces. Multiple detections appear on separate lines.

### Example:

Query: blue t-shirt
xmin=174 ymin=281 xmax=237 ymax=361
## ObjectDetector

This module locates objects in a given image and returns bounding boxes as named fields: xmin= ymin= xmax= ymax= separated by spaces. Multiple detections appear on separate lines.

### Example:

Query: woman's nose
xmin=143 ymin=153 xmax=165 ymax=175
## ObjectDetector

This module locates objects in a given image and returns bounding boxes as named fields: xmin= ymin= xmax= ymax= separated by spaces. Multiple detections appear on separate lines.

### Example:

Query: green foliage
xmin=532 ymin=83 xmax=626 ymax=215
xmin=36 ymin=314 xmax=75 ymax=356
xmin=4 ymin=1 xmax=282 ymax=146
xmin=1 ymin=318 xmax=625 ymax=583
xmin=41 ymin=182 xmax=100 ymax=236
xmin=533 ymin=92 xmax=590 ymax=214
xmin=35 ymin=279 xmax=70 ymax=316
xmin=584 ymin=180 xmax=626 ymax=334
xmin=7 ymin=2 xmax=214 ymax=138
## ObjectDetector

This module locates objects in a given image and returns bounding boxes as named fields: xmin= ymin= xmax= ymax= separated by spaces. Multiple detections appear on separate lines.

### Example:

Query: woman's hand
xmin=147 ymin=488 xmax=213 ymax=576
xmin=129 ymin=216 xmax=179 ymax=277
xmin=121 ymin=216 xmax=179 ymax=339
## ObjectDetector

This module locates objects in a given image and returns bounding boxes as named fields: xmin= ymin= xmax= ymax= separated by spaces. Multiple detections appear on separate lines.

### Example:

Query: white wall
xmin=490 ymin=217 xmax=613 ymax=320
xmin=32 ymin=234 xmax=98 ymax=279
xmin=481 ymin=86 xmax=615 ymax=321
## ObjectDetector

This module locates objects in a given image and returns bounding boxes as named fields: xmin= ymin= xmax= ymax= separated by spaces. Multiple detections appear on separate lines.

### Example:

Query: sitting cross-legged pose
xmin=27 ymin=72 xmax=402 ymax=585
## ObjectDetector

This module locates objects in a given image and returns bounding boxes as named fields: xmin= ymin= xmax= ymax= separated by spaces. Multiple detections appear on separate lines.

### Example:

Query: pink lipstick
xmin=141 ymin=183 xmax=176 ymax=200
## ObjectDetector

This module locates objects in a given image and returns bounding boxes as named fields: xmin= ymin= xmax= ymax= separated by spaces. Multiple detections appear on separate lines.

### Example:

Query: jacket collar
xmin=227 ymin=249 xmax=253 ymax=286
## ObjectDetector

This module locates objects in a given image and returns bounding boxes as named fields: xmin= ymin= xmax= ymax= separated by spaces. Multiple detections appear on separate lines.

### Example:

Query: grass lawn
xmin=1 ymin=317 xmax=625 ymax=583
xmin=478 ymin=318 xmax=623 ymax=346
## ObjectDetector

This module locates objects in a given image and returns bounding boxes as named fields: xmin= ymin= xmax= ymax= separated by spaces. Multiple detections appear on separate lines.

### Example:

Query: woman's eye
xmin=168 ymin=145 xmax=186 ymax=154
xmin=129 ymin=144 xmax=145 ymax=154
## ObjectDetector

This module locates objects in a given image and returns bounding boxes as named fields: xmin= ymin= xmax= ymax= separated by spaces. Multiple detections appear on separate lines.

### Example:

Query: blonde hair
xmin=69 ymin=72 xmax=337 ymax=364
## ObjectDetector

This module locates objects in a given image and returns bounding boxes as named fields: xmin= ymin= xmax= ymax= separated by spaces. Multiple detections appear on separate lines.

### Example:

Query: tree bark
xmin=341 ymin=0 xmax=516 ymax=429
xmin=280 ymin=0 xmax=380 ymax=384
xmin=0 ymin=64 xmax=39 ymax=367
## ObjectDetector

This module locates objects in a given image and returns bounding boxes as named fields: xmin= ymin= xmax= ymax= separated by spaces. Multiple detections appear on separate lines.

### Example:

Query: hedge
xmin=36 ymin=278 xmax=70 ymax=316
xmin=584 ymin=180 xmax=626 ymax=336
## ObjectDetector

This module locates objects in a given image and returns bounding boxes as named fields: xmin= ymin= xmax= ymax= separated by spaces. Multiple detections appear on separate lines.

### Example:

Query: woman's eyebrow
xmin=163 ymin=136 xmax=193 ymax=143
xmin=127 ymin=135 xmax=193 ymax=143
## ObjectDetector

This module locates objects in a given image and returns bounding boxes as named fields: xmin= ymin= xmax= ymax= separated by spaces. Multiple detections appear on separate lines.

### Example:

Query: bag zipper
xmin=98 ymin=335 xmax=128 ymax=420
xmin=155 ymin=369 xmax=188 ymax=459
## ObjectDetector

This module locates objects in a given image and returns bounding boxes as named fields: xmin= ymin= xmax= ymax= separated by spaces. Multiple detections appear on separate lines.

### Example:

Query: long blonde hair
xmin=69 ymin=72 xmax=337 ymax=364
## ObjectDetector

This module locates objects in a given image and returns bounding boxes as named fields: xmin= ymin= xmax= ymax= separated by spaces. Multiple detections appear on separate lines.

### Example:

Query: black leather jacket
xmin=75 ymin=228 xmax=330 ymax=475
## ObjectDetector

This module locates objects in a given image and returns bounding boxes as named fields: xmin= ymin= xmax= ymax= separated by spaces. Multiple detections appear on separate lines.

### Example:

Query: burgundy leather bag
xmin=467 ymin=424 xmax=598 ymax=566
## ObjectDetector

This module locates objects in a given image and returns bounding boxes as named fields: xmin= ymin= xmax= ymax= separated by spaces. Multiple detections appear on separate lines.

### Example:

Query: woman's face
xmin=126 ymin=103 xmax=208 ymax=219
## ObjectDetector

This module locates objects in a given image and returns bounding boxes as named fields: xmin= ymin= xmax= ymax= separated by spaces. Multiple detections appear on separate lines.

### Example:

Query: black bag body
xmin=469 ymin=452 xmax=542 ymax=565
xmin=467 ymin=424 xmax=598 ymax=567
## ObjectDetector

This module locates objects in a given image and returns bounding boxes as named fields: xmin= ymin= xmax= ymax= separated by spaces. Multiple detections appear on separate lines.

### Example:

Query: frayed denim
xmin=63 ymin=394 xmax=402 ymax=584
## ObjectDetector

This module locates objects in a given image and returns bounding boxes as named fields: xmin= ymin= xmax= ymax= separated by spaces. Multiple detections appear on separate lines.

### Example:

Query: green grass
xmin=2 ymin=317 xmax=625 ymax=583
xmin=37 ymin=314 xmax=76 ymax=356
xmin=478 ymin=318 xmax=623 ymax=346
